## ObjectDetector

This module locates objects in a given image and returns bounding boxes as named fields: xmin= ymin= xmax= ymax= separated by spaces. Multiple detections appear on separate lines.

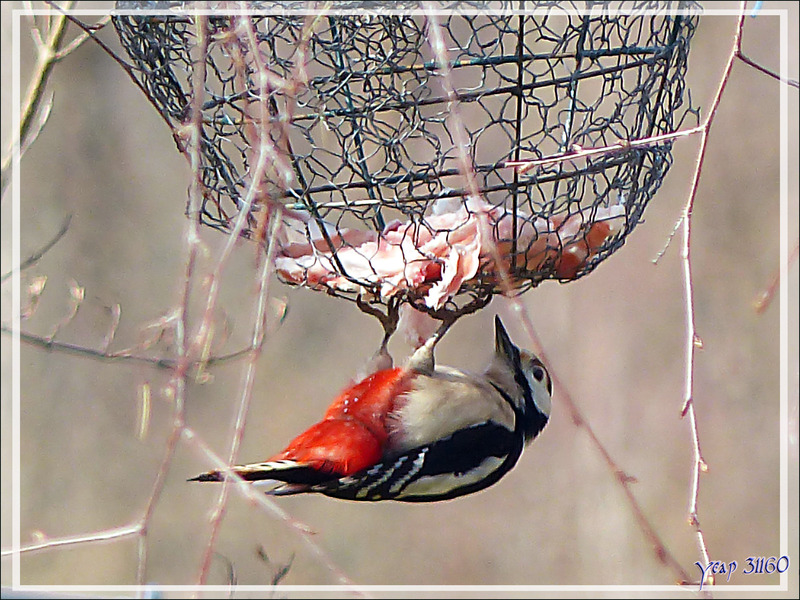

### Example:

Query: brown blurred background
xmin=1 ymin=1 xmax=798 ymax=597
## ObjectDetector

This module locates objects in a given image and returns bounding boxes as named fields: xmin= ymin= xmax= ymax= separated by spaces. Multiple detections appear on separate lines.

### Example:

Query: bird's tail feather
xmin=189 ymin=459 xmax=336 ymax=486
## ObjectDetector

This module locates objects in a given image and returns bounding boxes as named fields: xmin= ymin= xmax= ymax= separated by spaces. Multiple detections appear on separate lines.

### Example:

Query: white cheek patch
xmin=395 ymin=455 xmax=505 ymax=499
xmin=525 ymin=375 xmax=552 ymax=418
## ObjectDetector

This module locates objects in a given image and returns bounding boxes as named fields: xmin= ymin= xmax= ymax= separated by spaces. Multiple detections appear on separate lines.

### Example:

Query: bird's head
xmin=487 ymin=316 xmax=553 ymax=441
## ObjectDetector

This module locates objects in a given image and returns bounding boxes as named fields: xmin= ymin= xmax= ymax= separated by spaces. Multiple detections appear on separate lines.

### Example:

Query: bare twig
xmin=736 ymin=4 xmax=800 ymax=314
xmin=673 ymin=6 xmax=757 ymax=588
xmin=1 ymin=323 xmax=256 ymax=370
xmin=653 ymin=0 xmax=789 ymax=589
xmin=1 ymin=2 xmax=74 ymax=197
xmin=515 ymin=308 xmax=697 ymax=585
xmin=754 ymin=240 xmax=800 ymax=314
xmin=190 ymin=9 xmax=357 ymax=588
xmin=135 ymin=423 xmax=183 ymax=588
xmin=53 ymin=14 xmax=112 ymax=61
xmin=135 ymin=6 xmax=212 ymax=591
xmin=130 ymin=6 xmax=213 ymax=587
xmin=736 ymin=50 xmax=800 ymax=88
xmin=506 ymin=125 xmax=704 ymax=175
xmin=196 ymin=212 xmax=280 ymax=586
xmin=736 ymin=7 xmax=799 ymax=89
xmin=185 ymin=13 xmax=296 ymax=376
xmin=52 ymin=9 xmax=185 ymax=153
xmin=1 ymin=524 xmax=140 ymax=558
xmin=0 ymin=214 xmax=71 ymax=283
xmin=657 ymin=1 xmax=798 ymax=265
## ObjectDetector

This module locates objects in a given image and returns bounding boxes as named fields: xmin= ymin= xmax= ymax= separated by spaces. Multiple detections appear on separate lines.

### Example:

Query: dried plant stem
xmin=195 ymin=214 xmax=280 ymax=586
xmin=1 ymin=323 xmax=256 ymax=370
xmin=0 ymin=524 xmax=140 ymax=558
xmin=506 ymin=125 xmax=704 ymax=174
xmin=1 ymin=2 xmax=74 ymax=197
xmin=0 ymin=213 xmax=71 ymax=283
xmin=675 ymin=6 xmax=754 ymax=587
xmin=736 ymin=8 xmax=799 ymax=89
xmin=135 ymin=424 xmax=184 ymax=588
xmin=754 ymin=241 xmax=800 ymax=314
xmin=132 ymin=8 xmax=211 ymax=588
xmin=185 ymin=10 xmax=356 ymax=588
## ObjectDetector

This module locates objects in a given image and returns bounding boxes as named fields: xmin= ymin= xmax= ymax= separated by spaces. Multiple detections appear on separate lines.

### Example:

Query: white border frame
xmin=4 ymin=3 xmax=795 ymax=596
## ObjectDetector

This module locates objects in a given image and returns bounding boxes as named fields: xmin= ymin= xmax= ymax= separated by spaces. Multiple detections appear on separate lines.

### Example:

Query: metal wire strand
xmin=113 ymin=1 xmax=698 ymax=315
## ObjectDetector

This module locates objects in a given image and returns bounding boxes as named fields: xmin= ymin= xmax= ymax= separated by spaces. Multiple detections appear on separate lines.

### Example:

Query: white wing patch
xmin=389 ymin=448 xmax=428 ymax=494
xmin=394 ymin=455 xmax=506 ymax=499
xmin=355 ymin=455 xmax=411 ymax=499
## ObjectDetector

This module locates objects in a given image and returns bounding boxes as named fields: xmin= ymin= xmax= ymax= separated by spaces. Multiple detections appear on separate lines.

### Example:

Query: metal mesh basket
xmin=113 ymin=1 xmax=698 ymax=319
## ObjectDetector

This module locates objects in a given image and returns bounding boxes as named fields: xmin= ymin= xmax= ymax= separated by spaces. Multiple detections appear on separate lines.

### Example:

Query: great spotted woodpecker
xmin=190 ymin=316 xmax=553 ymax=502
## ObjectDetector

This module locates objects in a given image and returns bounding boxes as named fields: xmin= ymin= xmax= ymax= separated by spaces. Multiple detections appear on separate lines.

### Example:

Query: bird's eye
xmin=531 ymin=365 xmax=546 ymax=382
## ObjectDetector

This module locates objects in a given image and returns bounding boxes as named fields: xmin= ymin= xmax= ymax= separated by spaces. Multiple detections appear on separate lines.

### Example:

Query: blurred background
xmin=1 ymin=1 xmax=798 ymax=597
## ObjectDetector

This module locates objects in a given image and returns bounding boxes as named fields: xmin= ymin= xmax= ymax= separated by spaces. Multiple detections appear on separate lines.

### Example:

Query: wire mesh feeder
xmin=113 ymin=1 xmax=698 ymax=322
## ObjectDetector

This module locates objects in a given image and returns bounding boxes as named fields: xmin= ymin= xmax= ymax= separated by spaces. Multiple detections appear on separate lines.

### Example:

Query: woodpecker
xmin=190 ymin=316 xmax=553 ymax=502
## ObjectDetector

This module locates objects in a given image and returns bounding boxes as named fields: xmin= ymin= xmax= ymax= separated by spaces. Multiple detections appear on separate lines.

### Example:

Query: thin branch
xmin=195 ymin=11 xmax=278 ymax=576
xmin=0 ymin=213 xmax=72 ymax=283
xmin=53 ymin=10 xmax=183 ymax=151
xmin=754 ymin=240 xmax=800 ymax=314
xmin=658 ymin=0 xmax=777 ymax=588
xmin=672 ymin=6 xmax=754 ymax=587
xmin=196 ymin=211 xmax=281 ymax=586
xmin=185 ymin=16 xmax=298 ymax=373
xmin=1 ymin=1 xmax=74 ymax=198
xmin=505 ymin=125 xmax=704 ymax=174
xmin=135 ymin=423 xmax=184 ymax=587
xmin=735 ymin=7 xmax=799 ymax=89
xmin=425 ymin=8 xmax=482 ymax=204
xmin=53 ymin=14 xmax=112 ymax=61
xmin=182 ymin=428 xmax=313 ymax=530
xmin=0 ymin=524 xmax=140 ymax=558
xmin=736 ymin=50 xmax=800 ymax=88
xmin=653 ymin=212 xmax=684 ymax=264
xmin=657 ymin=1 xmax=798 ymax=265
xmin=1 ymin=323 xmax=256 ymax=370
xmin=191 ymin=9 xmax=352 ymax=587
xmin=132 ymin=6 xmax=213 ymax=586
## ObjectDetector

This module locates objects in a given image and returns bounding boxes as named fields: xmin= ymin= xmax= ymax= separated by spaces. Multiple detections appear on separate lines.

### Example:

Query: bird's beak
xmin=494 ymin=316 xmax=519 ymax=364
